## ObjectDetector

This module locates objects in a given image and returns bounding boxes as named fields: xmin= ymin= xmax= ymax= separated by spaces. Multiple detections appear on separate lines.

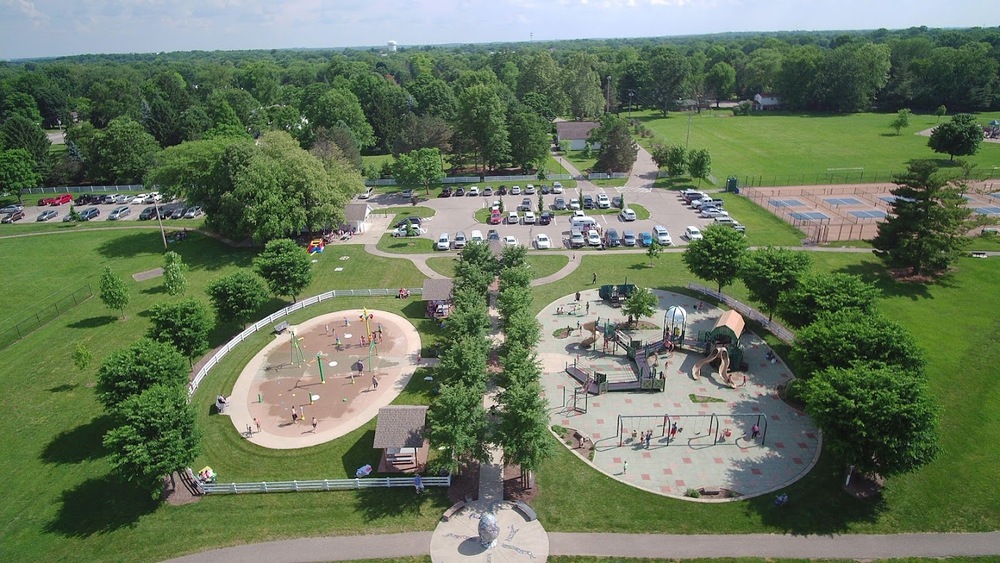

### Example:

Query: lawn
xmin=376 ymin=233 xmax=436 ymax=254
xmin=634 ymin=109 xmax=1000 ymax=187
xmin=2 ymin=223 xmax=999 ymax=561
xmin=426 ymin=254 xmax=568 ymax=280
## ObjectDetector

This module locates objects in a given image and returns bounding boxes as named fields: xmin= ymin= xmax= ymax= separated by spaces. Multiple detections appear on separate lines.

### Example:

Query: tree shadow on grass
xmin=834 ymin=261 xmax=950 ymax=301
xmin=47 ymin=383 xmax=78 ymax=393
xmin=40 ymin=415 xmax=113 ymax=465
xmin=354 ymin=485 xmax=448 ymax=522
xmin=67 ymin=315 xmax=117 ymax=329
xmin=96 ymin=231 xmax=167 ymax=259
xmin=141 ymin=285 xmax=168 ymax=295
xmin=45 ymin=474 xmax=159 ymax=538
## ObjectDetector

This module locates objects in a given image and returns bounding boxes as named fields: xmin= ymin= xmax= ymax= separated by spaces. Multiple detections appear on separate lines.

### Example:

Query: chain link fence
xmin=0 ymin=285 xmax=94 ymax=350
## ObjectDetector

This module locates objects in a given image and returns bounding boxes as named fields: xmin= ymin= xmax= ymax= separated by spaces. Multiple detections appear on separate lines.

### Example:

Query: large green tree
xmin=253 ymin=238 xmax=314 ymax=303
xmin=740 ymin=247 xmax=812 ymax=320
xmin=591 ymin=115 xmax=637 ymax=174
xmin=704 ymin=62 xmax=736 ymax=107
xmin=561 ymin=52 xmax=605 ymax=119
xmin=99 ymin=266 xmax=130 ymax=320
xmin=103 ymin=383 xmax=201 ymax=498
xmin=872 ymin=160 xmax=972 ymax=276
xmin=95 ymin=338 xmax=189 ymax=410
xmin=393 ymin=148 xmax=444 ymax=195
xmin=494 ymin=372 xmax=553 ymax=487
xmin=687 ymin=148 xmax=712 ymax=186
xmin=0 ymin=148 xmax=41 ymax=203
xmin=778 ymin=272 xmax=880 ymax=328
xmin=162 ymin=251 xmax=188 ymax=296
xmin=90 ymin=117 xmax=161 ymax=183
xmin=147 ymin=298 xmax=214 ymax=367
xmin=456 ymin=84 xmax=511 ymax=171
xmin=0 ymin=115 xmax=50 ymax=166
xmin=622 ymin=287 xmax=658 ymax=326
xmin=206 ymin=270 xmax=269 ymax=328
xmin=304 ymin=87 xmax=375 ymax=150
xmin=801 ymin=364 xmax=939 ymax=478
xmin=928 ymin=113 xmax=983 ymax=161
xmin=682 ymin=225 xmax=749 ymax=292
xmin=507 ymin=109 xmax=550 ymax=172
xmin=427 ymin=382 xmax=491 ymax=474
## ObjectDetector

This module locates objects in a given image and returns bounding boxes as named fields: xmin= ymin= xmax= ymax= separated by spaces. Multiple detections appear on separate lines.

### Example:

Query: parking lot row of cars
xmin=0 ymin=196 xmax=203 ymax=224
xmin=431 ymin=182 xmax=566 ymax=199
xmin=679 ymin=189 xmax=746 ymax=234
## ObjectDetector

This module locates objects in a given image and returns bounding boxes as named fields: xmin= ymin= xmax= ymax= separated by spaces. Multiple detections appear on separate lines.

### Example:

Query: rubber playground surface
xmin=226 ymin=309 xmax=421 ymax=449
xmin=536 ymin=289 xmax=821 ymax=500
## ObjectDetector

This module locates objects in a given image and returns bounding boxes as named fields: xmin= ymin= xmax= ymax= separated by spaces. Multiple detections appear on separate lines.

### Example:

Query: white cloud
xmin=4 ymin=0 xmax=47 ymax=22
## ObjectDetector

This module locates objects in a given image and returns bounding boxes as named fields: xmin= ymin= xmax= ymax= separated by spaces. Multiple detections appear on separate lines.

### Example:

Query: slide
xmin=691 ymin=345 xmax=723 ymax=380
xmin=717 ymin=347 xmax=735 ymax=388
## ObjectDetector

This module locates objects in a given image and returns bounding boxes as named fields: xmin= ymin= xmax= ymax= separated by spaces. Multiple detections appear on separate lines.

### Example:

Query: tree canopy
xmin=147 ymin=298 xmax=214 ymax=366
xmin=740 ymin=247 xmax=812 ymax=321
xmin=253 ymin=238 xmax=315 ymax=302
xmin=682 ymin=225 xmax=749 ymax=292
xmin=95 ymin=338 xmax=189 ymax=410
xmin=206 ymin=270 xmax=269 ymax=328
xmin=928 ymin=113 xmax=984 ymax=161
xmin=99 ymin=266 xmax=130 ymax=320
xmin=778 ymin=272 xmax=880 ymax=328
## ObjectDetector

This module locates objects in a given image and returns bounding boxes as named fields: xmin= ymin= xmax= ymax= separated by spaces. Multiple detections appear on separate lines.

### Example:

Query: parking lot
xmin=1 ymin=194 xmax=201 ymax=224
xmin=373 ymin=184 xmax=732 ymax=251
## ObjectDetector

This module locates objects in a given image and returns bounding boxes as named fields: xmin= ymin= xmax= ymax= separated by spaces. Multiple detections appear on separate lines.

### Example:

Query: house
xmin=422 ymin=278 xmax=453 ymax=319
xmin=343 ymin=203 xmax=372 ymax=233
xmin=373 ymin=406 xmax=429 ymax=473
xmin=753 ymin=94 xmax=781 ymax=111
xmin=556 ymin=120 xmax=601 ymax=151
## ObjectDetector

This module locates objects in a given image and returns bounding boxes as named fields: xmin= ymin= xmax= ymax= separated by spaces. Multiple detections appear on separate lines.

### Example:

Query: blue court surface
xmin=789 ymin=211 xmax=829 ymax=221
xmin=769 ymin=199 xmax=803 ymax=207
xmin=849 ymin=210 xmax=888 ymax=219
xmin=823 ymin=197 xmax=863 ymax=205
xmin=974 ymin=206 xmax=1000 ymax=215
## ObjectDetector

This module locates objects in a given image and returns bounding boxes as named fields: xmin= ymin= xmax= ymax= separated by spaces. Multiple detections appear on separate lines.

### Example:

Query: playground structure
xmin=565 ymin=317 xmax=670 ymax=394
xmin=598 ymin=283 xmax=636 ymax=307
xmin=307 ymin=239 xmax=325 ymax=254
xmin=615 ymin=412 xmax=769 ymax=448
xmin=691 ymin=310 xmax=746 ymax=388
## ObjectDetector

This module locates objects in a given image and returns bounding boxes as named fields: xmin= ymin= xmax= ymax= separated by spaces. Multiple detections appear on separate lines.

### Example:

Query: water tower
xmin=387 ymin=40 xmax=397 ymax=53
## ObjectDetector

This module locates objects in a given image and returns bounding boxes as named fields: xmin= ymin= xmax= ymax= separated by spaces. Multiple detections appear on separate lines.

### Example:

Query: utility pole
xmin=628 ymin=91 xmax=634 ymax=118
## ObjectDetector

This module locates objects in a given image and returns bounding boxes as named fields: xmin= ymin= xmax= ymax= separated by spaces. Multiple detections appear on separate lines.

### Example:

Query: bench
xmin=514 ymin=501 xmax=537 ymax=522
xmin=274 ymin=321 xmax=289 ymax=335
xmin=572 ymin=431 xmax=589 ymax=449
xmin=441 ymin=501 xmax=466 ymax=522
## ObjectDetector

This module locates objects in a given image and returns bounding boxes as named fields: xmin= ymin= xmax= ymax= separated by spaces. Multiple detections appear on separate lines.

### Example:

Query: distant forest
xmin=1 ymin=26 xmax=998 ymax=188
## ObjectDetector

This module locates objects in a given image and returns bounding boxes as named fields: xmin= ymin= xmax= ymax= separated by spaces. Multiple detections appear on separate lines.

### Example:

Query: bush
xmin=731 ymin=101 xmax=753 ymax=116
xmin=685 ymin=488 xmax=701 ymax=498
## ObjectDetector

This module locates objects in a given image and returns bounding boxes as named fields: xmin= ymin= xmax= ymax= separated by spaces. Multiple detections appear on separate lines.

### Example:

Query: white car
xmin=467 ymin=186 xmax=479 ymax=196
xmin=118 ymin=194 xmax=135 ymax=204
xmin=699 ymin=207 xmax=729 ymax=218
xmin=691 ymin=197 xmax=715 ymax=209
xmin=684 ymin=226 xmax=703 ymax=241
xmin=587 ymin=229 xmax=602 ymax=246
xmin=597 ymin=194 xmax=611 ymax=208
xmin=454 ymin=231 xmax=467 ymax=248
xmin=502 ymin=235 xmax=519 ymax=247
xmin=535 ymin=234 xmax=551 ymax=249
xmin=506 ymin=211 xmax=519 ymax=224
xmin=401 ymin=189 xmax=413 ymax=199
xmin=572 ymin=210 xmax=586 ymax=219
xmin=569 ymin=198 xmax=581 ymax=210
xmin=482 ymin=187 xmax=494 ymax=197
xmin=149 ymin=192 xmax=162 ymax=202
xmin=436 ymin=233 xmax=451 ymax=250
xmin=552 ymin=182 xmax=564 ymax=194
xmin=619 ymin=208 xmax=637 ymax=221
xmin=522 ymin=211 xmax=536 ymax=224
xmin=525 ymin=184 xmax=536 ymax=194
xmin=653 ymin=225 xmax=673 ymax=246
xmin=184 ymin=206 xmax=203 ymax=218
xmin=714 ymin=216 xmax=746 ymax=232
xmin=133 ymin=193 xmax=148 ymax=204
xmin=510 ymin=185 xmax=522 ymax=195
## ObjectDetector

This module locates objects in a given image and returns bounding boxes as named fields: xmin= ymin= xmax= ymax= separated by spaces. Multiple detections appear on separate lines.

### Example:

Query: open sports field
xmin=635 ymin=110 xmax=1000 ymax=187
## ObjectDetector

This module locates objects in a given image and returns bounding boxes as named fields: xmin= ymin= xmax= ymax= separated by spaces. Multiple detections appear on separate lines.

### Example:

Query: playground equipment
xmin=598 ymin=283 xmax=636 ymax=306
xmin=691 ymin=310 xmax=746 ymax=387
xmin=616 ymin=412 xmax=768 ymax=447
xmin=307 ymin=239 xmax=325 ymax=254
xmin=663 ymin=306 xmax=688 ymax=349
xmin=289 ymin=331 xmax=306 ymax=367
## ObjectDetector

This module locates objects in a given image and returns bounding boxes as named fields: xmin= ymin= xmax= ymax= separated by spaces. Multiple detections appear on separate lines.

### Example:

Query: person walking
xmin=372 ymin=375 xmax=379 ymax=390
xmin=623 ymin=460 xmax=628 ymax=475
xmin=254 ymin=417 xmax=261 ymax=433
xmin=325 ymin=323 xmax=329 ymax=335
xmin=586 ymin=302 xmax=590 ymax=314
xmin=592 ymin=272 xmax=597 ymax=284
xmin=311 ymin=417 xmax=318 ymax=432
xmin=291 ymin=408 xmax=298 ymax=424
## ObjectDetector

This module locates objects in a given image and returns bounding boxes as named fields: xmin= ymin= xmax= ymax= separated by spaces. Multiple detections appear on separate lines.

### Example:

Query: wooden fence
xmin=687 ymin=283 xmax=795 ymax=345
xmin=203 ymin=475 xmax=451 ymax=495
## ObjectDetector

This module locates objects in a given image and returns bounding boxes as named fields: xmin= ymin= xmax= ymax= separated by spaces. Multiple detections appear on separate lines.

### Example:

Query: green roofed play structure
xmin=598 ymin=283 xmax=637 ymax=306
xmin=692 ymin=310 xmax=746 ymax=388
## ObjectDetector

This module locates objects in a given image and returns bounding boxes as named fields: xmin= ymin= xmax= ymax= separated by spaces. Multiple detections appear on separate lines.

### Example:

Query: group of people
xmin=397 ymin=288 xmax=411 ymax=299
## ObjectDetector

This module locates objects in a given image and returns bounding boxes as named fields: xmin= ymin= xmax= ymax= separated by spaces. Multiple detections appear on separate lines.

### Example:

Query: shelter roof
xmin=555 ymin=120 xmax=600 ymax=141
xmin=422 ymin=278 xmax=453 ymax=302
xmin=713 ymin=309 xmax=745 ymax=338
xmin=373 ymin=406 xmax=428 ymax=449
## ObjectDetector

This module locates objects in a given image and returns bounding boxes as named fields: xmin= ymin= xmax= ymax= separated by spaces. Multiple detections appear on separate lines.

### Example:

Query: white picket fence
xmin=365 ymin=174 xmax=574 ymax=187
xmin=203 ymin=475 xmax=451 ymax=495
xmin=188 ymin=287 xmax=422 ymax=394
xmin=23 ymin=184 xmax=145 ymax=194
xmin=587 ymin=172 xmax=629 ymax=180
xmin=686 ymin=282 xmax=796 ymax=345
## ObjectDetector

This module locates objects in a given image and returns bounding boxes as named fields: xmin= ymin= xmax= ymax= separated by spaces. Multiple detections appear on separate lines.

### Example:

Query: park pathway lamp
xmin=154 ymin=198 xmax=167 ymax=250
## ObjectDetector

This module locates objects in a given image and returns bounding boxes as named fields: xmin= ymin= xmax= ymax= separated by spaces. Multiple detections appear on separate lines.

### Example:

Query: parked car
xmin=554 ymin=197 xmax=567 ymax=210
xmin=401 ymin=189 xmax=413 ymax=199
xmin=684 ymin=226 xmax=703 ymax=241
xmin=612 ymin=195 xmax=623 ymax=208
xmin=539 ymin=211 xmax=552 ymax=225
xmin=454 ymin=231 xmax=467 ymax=249
xmin=470 ymin=230 xmax=484 ymax=244
xmin=510 ymin=185 xmax=521 ymax=195
xmin=497 ymin=185 xmax=508 ymax=195
xmin=149 ymin=192 xmax=163 ymax=202
xmin=482 ymin=187 xmax=494 ymax=197
xmin=184 ymin=206 xmax=203 ymax=219
xmin=138 ymin=206 xmax=160 ymax=220
xmin=1 ymin=210 xmax=25 ymax=223
xmin=62 ymin=212 xmax=77 ymax=222
xmin=436 ymin=233 xmax=451 ymax=250
xmin=699 ymin=207 xmax=729 ymax=218
xmin=569 ymin=229 xmax=586 ymax=248
xmin=606 ymin=228 xmax=621 ymax=247
xmin=597 ymin=194 xmax=611 ymax=208
xmin=454 ymin=187 xmax=465 ymax=197
xmin=108 ymin=206 xmax=131 ymax=220
xmin=551 ymin=181 xmax=564 ymax=194
xmin=37 ymin=210 xmax=58 ymax=222
xmin=623 ymin=230 xmax=637 ymax=246
xmin=506 ymin=211 xmax=519 ymax=224
xmin=80 ymin=207 xmax=100 ymax=221
xmin=118 ymin=194 xmax=135 ymax=204
xmin=358 ymin=187 xmax=375 ymax=199
xmin=640 ymin=232 xmax=653 ymax=247
xmin=583 ymin=195 xmax=595 ymax=209
xmin=502 ymin=235 xmax=519 ymax=247
xmin=467 ymin=186 xmax=479 ymax=196
xmin=0 ymin=204 xmax=25 ymax=215
xmin=619 ymin=208 xmax=637 ymax=221
xmin=75 ymin=194 xmax=99 ymax=205
xmin=714 ymin=216 xmax=746 ymax=232
xmin=519 ymin=198 xmax=532 ymax=211
xmin=587 ymin=229 xmax=602 ymax=246
xmin=396 ymin=217 xmax=422 ymax=228
xmin=50 ymin=194 xmax=73 ymax=206
xmin=133 ymin=193 xmax=149 ymax=204
xmin=525 ymin=184 xmax=536 ymax=195
xmin=37 ymin=196 xmax=55 ymax=206
xmin=523 ymin=211 xmax=536 ymax=224
xmin=487 ymin=229 xmax=500 ymax=242
xmin=392 ymin=225 xmax=419 ymax=237
xmin=99 ymin=194 xmax=117 ymax=204
xmin=535 ymin=234 xmax=551 ymax=249
xmin=540 ymin=184 xmax=551 ymax=194
xmin=489 ymin=211 xmax=502 ymax=225
xmin=653 ymin=225 xmax=673 ymax=246
xmin=439 ymin=187 xmax=453 ymax=198
xmin=569 ymin=198 xmax=581 ymax=210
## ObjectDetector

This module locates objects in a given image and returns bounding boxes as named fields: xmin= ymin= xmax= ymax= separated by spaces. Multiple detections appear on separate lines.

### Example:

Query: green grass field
xmin=426 ymin=254 xmax=568 ymax=279
xmin=635 ymin=110 xmax=1000 ymax=187
xmin=1 ymin=193 xmax=999 ymax=560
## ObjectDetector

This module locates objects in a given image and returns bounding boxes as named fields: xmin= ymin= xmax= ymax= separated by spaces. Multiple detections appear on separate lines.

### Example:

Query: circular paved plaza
xmin=536 ymin=289 xmax=821 ymax=499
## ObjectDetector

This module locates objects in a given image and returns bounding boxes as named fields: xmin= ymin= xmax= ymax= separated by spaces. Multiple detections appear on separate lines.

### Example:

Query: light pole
xmin=154 ymin=198 xmax=168 ymax=250
xmin=628 ymin=91 xmax=634 ymax=118
xmin=686 ymin=112 xmax=693 ymax=150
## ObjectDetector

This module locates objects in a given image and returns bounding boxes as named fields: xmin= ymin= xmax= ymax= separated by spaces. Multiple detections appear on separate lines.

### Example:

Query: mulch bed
xmin=844 ymin=471 xmax=884 ymax=500
xmin=446 ymin=460 xmax=540 ymax=505
xmin=162 ymin=471 xmax=202 ymax=506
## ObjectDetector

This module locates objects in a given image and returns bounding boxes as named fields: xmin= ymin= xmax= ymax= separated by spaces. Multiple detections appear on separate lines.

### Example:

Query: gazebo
xmin=703 ymin=310 xmax=745 ymax=370
xmin=422 ymin=278 xmax=453 ymax=319
xmin=373 ymin=405 xmax=429 ymax=473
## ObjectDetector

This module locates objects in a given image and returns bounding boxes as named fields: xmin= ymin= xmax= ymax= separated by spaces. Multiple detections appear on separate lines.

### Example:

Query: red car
xmin=50 ymin=194 xmax=73 ymax=206
xmin=488 ymin=211 xmax=502 ymax=225
xmin=37 ymin=196 xmax=55 ymax=206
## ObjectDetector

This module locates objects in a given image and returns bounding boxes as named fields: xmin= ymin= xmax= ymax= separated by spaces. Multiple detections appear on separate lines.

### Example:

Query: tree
xmin=72 ymin=342 xmax=94 ymax=372
xmin=507 ymin=109 xmax=550 ymax=172
xmin=103 ymin=383 xmax=201 ymax=498
xmin=890 ymin=108 xmax=912 ymax=135
xmin=687 ymin=148 xmax=712 ymax=186
xmin=500 ymin=245 xmax=529 ymax=271
xmin=562 ymin=52 xmax=605 ymax=119
xmin=393 ymin=148 xmax=444 ymax=195
xmin=682 ymin=225 xmax=749 ymax=292
xmin=591 ymin=115 xmax=637 ymax=174
xmin=95 ymin=338 xmax=188 ymax=410
xmin=304 ymin=87 xmax=375 ymax=150
xmin=0 ymin=115 xmax=51 ymax=166
xmin=790 ymin=309 xmax=926 ymax=379
xmin=647 ymin=46 xmax=690 ymax=115
xmin=147 ymin=298 xmax=214 ymax=367
xmin=393 ymin=114 xmax=453 ymax=156
xmin=800 ymin=364 xmax=939 ymax=478
xmin=704 ymin=62 xmax=736 ymax=107
xmin=664 ymin=145 xmax=687 ymax=177
xmin=494 ymin=376 xmax=553 ymax=487
xmin=206 ymin=270 xmax=269 ymax=328
xmin=935 ymin=105 xmax=947 ymax=122
xmin=816 ymin=42 xmax=891 ymax=112
xmin=436 ymin=335 xmax=489 ymax=388
xmin=778 ymin=272 xmax=880 ymax=328
xmin=645 ymin=240 xmax=661 ymax=267
xmin=456 ymin=84 xmax=511 ymax=171
xmin=622 ymin=287 xmax=658 ymax=327
xmin=0 ymin=149 xmax=41 ymax=203
xmin=253 ymin=238 xmax=314 ymax=303
xmin=453 ymin=243 xmax=498 ymax=298
xmin=90 ymin=117 xmax=161 ymax=183
xmin=872 ymin=160 xmax=972 ymax=276
xmin=928 ymin=113 xmax=983 ymax=161
xmin=427 ymin=382 xmax=490 ymax=474
xmin=162 ymin=251 xmax=188 ymax=296
xmin=99 ymin=266 xmax=130 ymax=320
xmin=740 ymin=247 xmax=812 ymax=320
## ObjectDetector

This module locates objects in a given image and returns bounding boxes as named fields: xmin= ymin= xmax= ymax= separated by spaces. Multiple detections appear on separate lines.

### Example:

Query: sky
xmin=1 ymin=0 xmax=997 ymax=60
